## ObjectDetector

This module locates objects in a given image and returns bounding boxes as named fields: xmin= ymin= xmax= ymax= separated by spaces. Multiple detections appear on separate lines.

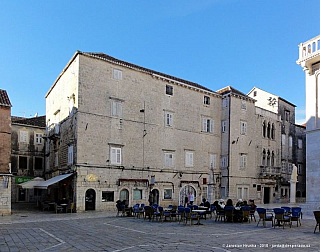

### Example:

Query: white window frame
xmin=110 ymin=147 xmax=121 ymax=165
xmin=240 ymin=121 xmax=247 ymax=135
xmin=221 ymin=121 xmax=226 ymax=133
xmin=209 ymin=154 xmax=216 ymax=169
xmin=221 ymin=156 xmax=228 ymax=168
xmin=202 ymin=118 xmax=214 ymax=133
xmin=289 ymin=136 xmax=293 ymax=148
xmin=34 ymin=133 xmax=42 ymax=144
xmin=68 ymin=145 xmax=74 ymax=165
xmin=185 ymin=151 xmax=194 ymax=167
xmin=133 ymin=189 xmax=142 ymax=200
xmin=240 ymin=154 xmax=247 ymax=169
xmin=164 ymin=152 xmax=174 ymax=167
xmin=204 ymin=96 xmax=210 ymax=105
xmin=164 ymin=189 xmax=172 ymax=199
xmin=288 ymin=162 xmax=293 ymax=174
xmin=237 ymin=186 xmax=249 ymax=199
xmin=282 ymin=134 xmax=286 ymax=146
xmin=241 ymin=100 xmax=247 ymax=110
xmin=20 ymin=131 xmax=28 ymax=143
xmin=281 ymin=161 xmax=286 ymax=173
xmin=113 ymin=69 xmax=123 ymax=80
xmin=111 ymin=100 xmax=122 ymax=117
xmin=165 ymin=112 xmax=173 ymax=127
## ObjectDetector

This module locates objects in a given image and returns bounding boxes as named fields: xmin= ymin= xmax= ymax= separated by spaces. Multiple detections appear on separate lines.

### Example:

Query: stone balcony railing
xmin=46 ymin=123 xmax=60 ymax=139
xmin=260 ymin=166 xmax=281 ymax=178
xmin=297 ymin=35 xmax=320 ymax=67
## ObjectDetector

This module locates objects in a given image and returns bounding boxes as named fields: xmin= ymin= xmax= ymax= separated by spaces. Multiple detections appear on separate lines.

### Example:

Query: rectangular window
xmin=55 ymin=152 xmax=59 ymax=167
xmin=102 ymin=191 xmax=114 ymax=202
xmin=166 ymin=85 xmax=173 ymax=95
xmin=204 ymin=96 xmax=210 ymax=105
xmin=285 ymin=110 xmax=290 ymax=121
xmin=282 ymin=134 xmax=286 ymax=146
xmin=253 ymin=91 xmax=257 ymax=97
xmin=240 ymin=121 xmax=247 ymax=134
xmin=240 ymin=154 xmax=247 ymax=169
xmin=34 ymin=157 xmax=43 ymax=170
xmin=34 ymin=133 xmax=42 ymax=144
xmin=221 ymin=156 xmax=228 ymax=168
xmin=289 ymin=136 xmax=293 ymax=148
xmin=202 ymin=118 xmax=214 ymax=133
xmin=111 ymin=100 xmax=122 ymax=117
xmin=20 ymin=131 xmax=28 ymax=143
xmin=209 ymin=154 xmax=216 ymax=169
xmin=221 ymin=121 xmax=227 ymax=133
xmin=164 ymin=152 xmax=174 ymax=167
xmin=110 ymin=147 xmax=121 ymax=165
xmin=185 ymin=151 xmax=194 ymax=167
xmin=298 ymin=164 xmax=302 ymax=174
xmin=165 ymin=112 xmax=173 ymax=127
xmin=113 ymin=69 xmax=122 ymax=80
xmin=19 ymin=156 xmax=27 ymax=169
xmin=241 ymin=100 xmax=247 ymax=110
xmin=281 ymin=161 xmax=286 ymax=173
xmin=222 ymin=98 xmax=228 ymax=108
xmin=288 ymin=163 xmax=293 ymax=174
xmin=133 ymin=189 xmax=142 ymax=200
xmin=68 ymin=146 xmax=74 ymax=165
xmin=221 ymin=187 xmax=226 ymax=198
xmin=298 ymin=139 xmax=303 ymax=149
xmin=164 ymin=189 xmax=172 ymax=199
xmin=237 ymin=187 xmax=249 ymax=199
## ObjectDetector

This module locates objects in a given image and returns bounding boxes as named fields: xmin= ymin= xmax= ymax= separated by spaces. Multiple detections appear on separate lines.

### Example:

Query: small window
xmin=241 ymin=100 xmax=247 ymax=110
xmin=289 ymin=136 xmax=293 ymax=148
xmin=298 ymin=139 xmax=303 ymax=149
xmin=204 ymin=96 xmax=210 ymax=105
xmin=221 ymin=121 xmax=226 ymax=133
xmin=20 ymin=131 xmax=28 ymax=143
xmin=281 ymin=161 xmax=286 ymax=173
xmin=164 ymin=189 xmax=172 ymax=199
xmin=133 ymin=189 xmax=142 ymax=200
xmin=34 ymin=157 xmax=43 ymax=170
xmin=209 ymin=154 xmax=216 ymax=169
xmin=55 ymin=152 xmax=59 ymax=167
xmin=222 ymin=98 xmax=228 ymax=108
xmin=165 ymin=112 xmax=173 ymax=127
xmin=113 ymin=69 xmax=122 ymax=80
xmin=185 ymin=152 xmax=194 ymax=167
xmin=166 ymin=85 xmax=173 ymax=95
xmin=257 ymin=185 xmax=261 ymax=191
xmin=240 ymin=121 xmax=247 ymax=134
xmin=282 ymin=134 xmax=286 ymax=146
xmin=202 ymin=118 xmax=214 ymax=133
xmin=68 ymin=145 xmax=74 ymax=165
xmin=253 ymin=91 xmax=257 ymax=97
xmin=240 ymin=154 xmax=247 ymax=169
xmin=110 ymin=147 xmax=121 ymax=165
xmin=34 ymin=133 xmax=42 ymax=144
xmin=19 ymin=156 xmax=27 ymax=169
xmin=164 ymin=152 xmax=174 ymax=167
xmin=285 ymin=110 xmax=290 ymax=122
xmin=111 ymin=100 xmax=122 ymax=117
xmin=221 ymin=156 xmax=228 ymax=168
xmin=297 ymin=164 xmax=302 ymax=174
xmin=288 ymin=163 xmax=293 ymax=174
xmin=102 ymin=191 xmax=114 ymax=202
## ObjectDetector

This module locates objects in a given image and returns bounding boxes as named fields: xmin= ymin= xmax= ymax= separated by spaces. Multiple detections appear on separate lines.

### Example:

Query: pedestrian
xmin=148 ymin=191 xmax=154 ymax=206
xmin=189 ymin=192 xmax=194 ymax=205
xmin=184 ymin=195 xmax=188 ymax=207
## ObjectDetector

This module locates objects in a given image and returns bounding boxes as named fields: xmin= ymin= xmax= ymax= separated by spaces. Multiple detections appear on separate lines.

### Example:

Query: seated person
xmin=226 ymin=198 xmax=233 ymax=207
xmin=235 ymin=199 xmax=243 ymax=209
xmin=218 ymin=199 xmax=225 ymax=209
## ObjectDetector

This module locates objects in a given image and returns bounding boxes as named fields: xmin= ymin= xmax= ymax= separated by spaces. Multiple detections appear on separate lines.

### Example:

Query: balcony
xmin=260 ymin=166 xmax=281 ymax=178
xmin=46 ymin=123 xmax=60 ymax=140
xmin=296 ymin=35 xmax=320 ymax=70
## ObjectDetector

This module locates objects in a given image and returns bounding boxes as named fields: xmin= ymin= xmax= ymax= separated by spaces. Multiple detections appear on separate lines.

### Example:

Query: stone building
xmin=44 ymin=51 xmax=222 ymax=211
xmin=296 ymin=35 xmax=320 ymax=210
xmin=0 ymin=89 xmax=12 ymax=215
xmin=10 ymin=116 xmax=46 ymax=202
xmin=248 ymin=87 xmax=306 ymax=203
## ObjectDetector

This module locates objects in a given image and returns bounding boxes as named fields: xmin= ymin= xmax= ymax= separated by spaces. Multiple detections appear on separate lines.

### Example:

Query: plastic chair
xmin=144 ymin=206 xmax=153 ymax=221
xmin=313 ymin=211 xmax=320 ymax=233
xmin=256 ymin=208 xmax=273 ymax=228
xmin=177 ymin=206 xmax=185 ymax=223
xmin=281 ymin=206 xmax=291 ymax=215
xmin=153 ymin=206 xmax=163 ymax=221
xmin=241 ymin=206 xmax=251 ymax=223
xmin=291 ymin=207 xmax=302 ymax=227
xmin=274 ymin=208 xmax=291 ymax=229
xmin=224 ymin=206 xmax=234 ymax=222
xmin=184 ymin=208 xmax=199 ymax=225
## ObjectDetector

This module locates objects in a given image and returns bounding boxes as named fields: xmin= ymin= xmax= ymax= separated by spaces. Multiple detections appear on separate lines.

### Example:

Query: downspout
xmin=227 ymin=95 xmax=231 ymax=198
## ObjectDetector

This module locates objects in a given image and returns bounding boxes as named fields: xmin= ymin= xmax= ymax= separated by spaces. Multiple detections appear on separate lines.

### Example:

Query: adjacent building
xmin=296 ymin=35 xmax=320 ymax=210
xmin=0 ymin=89 xmax=12 ymax=216
xmin=10 ymin=116 xmax=46 ymax=203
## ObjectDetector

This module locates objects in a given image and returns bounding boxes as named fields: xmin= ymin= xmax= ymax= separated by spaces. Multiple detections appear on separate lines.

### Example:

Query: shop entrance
xmin=85 ymin=189 xmax=96 ymax=210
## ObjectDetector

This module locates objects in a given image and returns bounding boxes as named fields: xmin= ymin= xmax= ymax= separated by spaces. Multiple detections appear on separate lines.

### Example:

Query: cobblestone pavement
xmin=0 ymin=206 xmax=319 ymax=252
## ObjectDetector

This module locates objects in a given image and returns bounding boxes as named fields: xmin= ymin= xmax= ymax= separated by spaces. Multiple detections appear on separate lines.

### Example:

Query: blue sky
xmin=1 ymin=0 xmax=319 ymax=124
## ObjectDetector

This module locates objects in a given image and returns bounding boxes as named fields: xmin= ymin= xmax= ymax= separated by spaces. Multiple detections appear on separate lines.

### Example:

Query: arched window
xmin=271 ymin=123 xmax=275 ymax=139
xmin=271 ymin=151 xmax=275 ymax=167
xmin=262 ymin=149 xmax=266 ymax=166
xmin=267 ymin=150 xmax=271 ymax=166
xmin=262 ymin=121 xmax=266 ymax=138
xmin=267 ymin=122 xmax=271 ymax=139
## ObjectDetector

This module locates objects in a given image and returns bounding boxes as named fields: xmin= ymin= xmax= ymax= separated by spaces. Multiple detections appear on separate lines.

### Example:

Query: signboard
xmin=15 ymin=177 xmax=33 ymax=184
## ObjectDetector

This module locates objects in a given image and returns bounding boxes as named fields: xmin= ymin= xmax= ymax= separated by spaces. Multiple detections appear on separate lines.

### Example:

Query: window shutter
xmin=111 ymin=148 xmax=117 ymax=164
xmin=203 ymin=119 xmax=207 ymax=132
xmin=209 ymin=120 xmax=213 ymax=132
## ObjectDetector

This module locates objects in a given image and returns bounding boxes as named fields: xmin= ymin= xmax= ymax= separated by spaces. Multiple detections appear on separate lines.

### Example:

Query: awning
xmin=18 ymin=177 xmax=44 ymax=189
xmin=34 ymin=173 xmax=73 ymax=189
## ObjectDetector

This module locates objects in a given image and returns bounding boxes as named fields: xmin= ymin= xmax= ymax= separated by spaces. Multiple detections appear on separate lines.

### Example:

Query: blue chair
xmin=274 ymin=208 xmax=291 ymax=229
xmin=193 ymin=205 xmax=199 ymax=210
xmin=140 ymin=203 xmax=145 ymax=208
xmin=184 ymin=207 xmax=199 ymax=225
xmin=256 ymin=208 xmax=273 ymax=227
xmin=291 ymin=207 xmax=302 ymax=227
xmin=281 ymin=206 xmax=291 ymax=214
xmin=153 ymin=206 xmax=163 ymax=221
xmin=144 ymin=206 xmax=153 ymax=221
xmin=210 ymin=204 xmax=216 ymax=219
xmin=177 ymin=206 xmax=185 ymax=223
xmin=224 ymin=206 xmax=234 ymax=222
xmin=241 ymin=206 xmax=251 ymax=223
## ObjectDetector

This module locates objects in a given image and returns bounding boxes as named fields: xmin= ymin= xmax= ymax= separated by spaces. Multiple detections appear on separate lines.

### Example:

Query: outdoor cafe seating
xmin=273 ymin=208 xmax=292 ymax=229
xmin=256 ymin=207 xmax=273 ymax=228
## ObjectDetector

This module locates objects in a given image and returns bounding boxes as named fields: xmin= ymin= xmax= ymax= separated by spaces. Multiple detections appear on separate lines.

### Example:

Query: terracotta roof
xmin=216 ymin=86 xmax=253 ymax=99
xmin=0 ymin=89 xmax=12 ymax=107
xmin=12 ymin=115 xmax=46 ymax=127
xmin=82 ymin=52 xmax=215 ymax=93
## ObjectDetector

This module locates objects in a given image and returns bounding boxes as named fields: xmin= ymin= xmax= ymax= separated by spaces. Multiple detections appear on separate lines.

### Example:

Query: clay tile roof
xmin=0 ymin=89 xmax=12 ymax=107
xmin=12 ymin=115 xmax=46 ymax=127
xmin=82 ymin=52 xmax=216 ymax=94
xmin=216 ymin=86 xmax=252 ymax=98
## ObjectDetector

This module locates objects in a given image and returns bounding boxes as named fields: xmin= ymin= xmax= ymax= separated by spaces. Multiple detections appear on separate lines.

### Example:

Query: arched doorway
xmin=120 ymin=189 xmax=129 ymax=205
xmin=151 ymin=189 xmax=159 ymax=205
xmin=179 ymin=185 xmax=196 ymax=206
xmin=85 ymin=189 xmax=96 ymax=210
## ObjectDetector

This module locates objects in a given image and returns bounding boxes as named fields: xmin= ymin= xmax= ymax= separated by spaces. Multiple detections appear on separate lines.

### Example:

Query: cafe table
xmin=192 ymin=209 xmax=207 ymax=225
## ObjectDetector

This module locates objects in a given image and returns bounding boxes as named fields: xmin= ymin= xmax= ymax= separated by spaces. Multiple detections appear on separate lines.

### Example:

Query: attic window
xmin=166 ymin=85 xmax=173 ymax=96
xmin=253 ymin=91 xmax=257 ymax=97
